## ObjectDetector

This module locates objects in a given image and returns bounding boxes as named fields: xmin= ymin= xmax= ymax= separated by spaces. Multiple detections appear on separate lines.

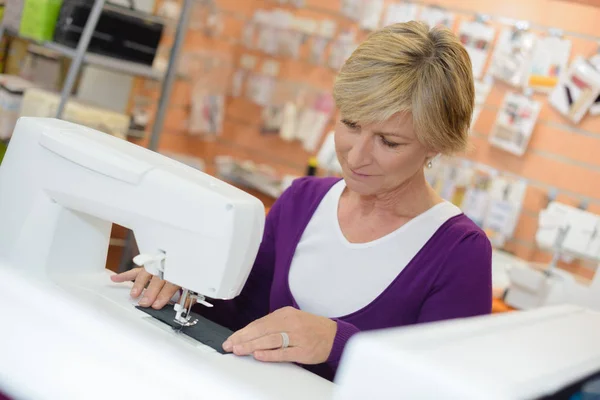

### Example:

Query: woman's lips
xmin=351 ymin=169 xmax=372 ymax=177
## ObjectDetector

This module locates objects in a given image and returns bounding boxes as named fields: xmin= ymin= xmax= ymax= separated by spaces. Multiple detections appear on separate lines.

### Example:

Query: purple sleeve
xmin=193 ymin=186 xmax=289 ymax=331
xmin=326 ymin=319 xmax=360 ymax=370
xmin=417 ymin=232 xmax=493 ymax=323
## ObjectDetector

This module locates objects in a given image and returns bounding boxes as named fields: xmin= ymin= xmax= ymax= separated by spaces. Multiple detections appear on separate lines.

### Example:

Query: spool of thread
xmin=306 ymin=157 xmax=318 ymax=176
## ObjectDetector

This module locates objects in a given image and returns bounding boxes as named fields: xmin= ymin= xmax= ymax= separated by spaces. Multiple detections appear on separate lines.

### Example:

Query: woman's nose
xmin=347 ymin=134 xmax=372 ymax=167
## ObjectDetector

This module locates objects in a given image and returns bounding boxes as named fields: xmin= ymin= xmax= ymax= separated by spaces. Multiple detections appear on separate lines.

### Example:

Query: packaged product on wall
xmin=188 ymin=0 xmax=219 ymax=34
xmin=328 ymin=29 xmax=357 ymax=71
xmin=279 ymin=101 xmax=298 ymax=141
xmin=458 ymin=20 xmax=496 ymax=80
xmin=293 ymin=90 xmax=331 ymax=148
xmin=382 ymin=2 xmax=419 ymax=27
xmin=358 ymin=0 xmax=384 ymax=31
xmin=482 ymin=177 xmax=527 ymax=248
xmin=215 ymin=156 xmax=284 ymax=199
xmin=588 ymin=54 xmax=600 ymax=116
xmin=186 ymin=53 xmax=231 ymax=137
xmin=309 ymin=20 xmax=336 ymax=66
xmin=549 ymin=56 xmax=600 ymax=124
xmin=418 ymin=6 xmax=454 ymax=30
xmin=316 ymin=131 xmax=342 ymax=174
xmin=255 ymin=10 xmax=284 ymax=56
xmin=460 ymin=166 xmax=498 ymax=227
xmin=261 ymin=80 xmax=299 ymax=135
xmin=438 ymin=161 xmax=475 ymax=207
xmin=246 ymin=60 xmax=279 ymax=106
xmin=300 ymin=93 xmax=334 ymax=152
xmin=278 ymin=16 xmax=314 ymax=59
xmin=340 ymin=0 xmax=361 ymax=21
xmin=261 ymin=105 xmax=285 ymax=135
xmin=526 ymin=35 xmax=571 ymax=93
xmin=241 ymin=18 xmax=257 ymax=49
xmin=489 ymin=91 xmax=541 ymax=156
xmin=230 ymin=54 xmax=257 ymax=98
xmin=189 ymin=86 xmax=225 ymax=137
xmin=489 ymin=26 xmax=537 ymax=87
xmin=472 ymin=77 xmax=493 ymax=130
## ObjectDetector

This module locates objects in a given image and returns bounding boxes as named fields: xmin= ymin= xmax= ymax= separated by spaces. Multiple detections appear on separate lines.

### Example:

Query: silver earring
xmin=427 ymin=160 xmax=433 ymax=169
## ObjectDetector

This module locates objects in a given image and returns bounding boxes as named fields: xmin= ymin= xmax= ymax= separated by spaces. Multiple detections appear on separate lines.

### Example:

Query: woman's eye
xmin=342 ymin=120 xmax=360 ymax=131
xmin=380 ymin=136 xmax=401 ymax=148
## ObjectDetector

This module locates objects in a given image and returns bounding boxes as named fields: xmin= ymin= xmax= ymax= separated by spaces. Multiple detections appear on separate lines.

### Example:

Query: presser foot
xmin=173 ymin=289 xmax=213 ymax=329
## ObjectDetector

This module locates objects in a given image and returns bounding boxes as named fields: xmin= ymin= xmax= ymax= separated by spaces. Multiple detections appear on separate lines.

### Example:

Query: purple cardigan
xmin=198 ymin=177 xmax=492 ymax=381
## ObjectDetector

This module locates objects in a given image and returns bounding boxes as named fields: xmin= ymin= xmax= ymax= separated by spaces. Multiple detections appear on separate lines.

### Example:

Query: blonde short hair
xmin=333 ymin=21 xmax=474 ymax=154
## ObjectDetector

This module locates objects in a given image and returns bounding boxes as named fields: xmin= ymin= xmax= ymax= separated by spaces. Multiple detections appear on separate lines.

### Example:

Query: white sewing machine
xmin=334 ymin=304 xmax=600 ymax=400
xmin=504 ymin=202 xmax=600 ymax=311
xmin=0 ymin=117 xmax=334 ymax=399
xmin=3 ymin=118 xmax=600 ymax=400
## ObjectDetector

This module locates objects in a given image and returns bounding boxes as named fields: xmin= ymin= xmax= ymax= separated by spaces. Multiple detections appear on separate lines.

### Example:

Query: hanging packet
xmin=489 ymin=91 xmax=541 ymax=156
xmin=526 ymin=35 xmax=571 ymax=93
xmin=549 ymin=56 xmax=600 ymax=124
xmin=489 ymin=26 xmax=537 ymax=87
xmin=458 ymin=20 xmax=496 ymax=80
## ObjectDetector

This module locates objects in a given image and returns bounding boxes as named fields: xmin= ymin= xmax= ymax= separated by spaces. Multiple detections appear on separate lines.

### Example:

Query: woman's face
xmin=334 ymin=112 xmax=436 ymax=196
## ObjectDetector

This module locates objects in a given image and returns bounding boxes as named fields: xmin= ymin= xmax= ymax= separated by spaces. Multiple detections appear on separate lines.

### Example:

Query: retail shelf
xmin=6 ymin=29 xmax=165 ymax=80
xmin=102 ymin=3 xmax=173 ymax=27
xmin=45 ymin=42 xmax=164 ymax=80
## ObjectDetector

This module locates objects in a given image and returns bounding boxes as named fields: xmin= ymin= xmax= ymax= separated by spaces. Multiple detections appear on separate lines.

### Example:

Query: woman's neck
xmin=345 ymin=172 xmax=443 ymax=220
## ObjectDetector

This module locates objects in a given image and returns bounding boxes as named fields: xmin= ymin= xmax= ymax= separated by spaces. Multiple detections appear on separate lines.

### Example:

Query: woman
xmin=112 ymin=21 xmax=492 ymax=381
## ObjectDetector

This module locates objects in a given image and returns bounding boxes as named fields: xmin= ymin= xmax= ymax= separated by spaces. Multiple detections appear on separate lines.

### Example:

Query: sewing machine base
xmin=15 ymin=268 xmax=333 ymax=399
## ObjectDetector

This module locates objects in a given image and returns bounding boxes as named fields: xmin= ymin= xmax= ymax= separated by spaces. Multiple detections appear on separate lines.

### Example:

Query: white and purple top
xmin=198 ymin=176 xmax=492 ymax=381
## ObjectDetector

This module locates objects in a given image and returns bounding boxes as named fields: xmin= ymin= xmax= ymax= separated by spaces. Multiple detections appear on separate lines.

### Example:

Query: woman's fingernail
xmin=152 ymin=300 xmax=162 ymax=308
xmin=131 ymin=288 xmax=139 ymax=297
xmin=222 ymin=340 xmax=232 ymax=351
xmin=139 ymin=297 xmax=149 ymax=306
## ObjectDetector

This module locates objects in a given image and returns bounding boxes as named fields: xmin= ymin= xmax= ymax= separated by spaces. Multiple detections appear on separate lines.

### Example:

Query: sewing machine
xmin=334 ymin=304 xmax=600 ymax=399
xmin=0 ymin=117 xmax=334 ymax=399
xmin=504 ymin=202 xmax=600 ymax=311
xmin=3 ymin=118 xmax=600 ymax=400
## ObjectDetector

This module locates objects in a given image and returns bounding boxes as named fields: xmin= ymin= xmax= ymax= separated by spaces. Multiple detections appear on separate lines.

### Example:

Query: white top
xmin=288 ymin=180 xmax=462 ymax=318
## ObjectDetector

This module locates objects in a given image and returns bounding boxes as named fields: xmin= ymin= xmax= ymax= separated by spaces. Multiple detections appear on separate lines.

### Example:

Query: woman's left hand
xmin=222 ymin=306 xmax=337 ymax=364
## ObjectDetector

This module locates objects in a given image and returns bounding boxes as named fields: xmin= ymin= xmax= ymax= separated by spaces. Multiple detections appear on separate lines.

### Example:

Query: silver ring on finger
xmin=280 ymin=332 xmax=290 ymax=349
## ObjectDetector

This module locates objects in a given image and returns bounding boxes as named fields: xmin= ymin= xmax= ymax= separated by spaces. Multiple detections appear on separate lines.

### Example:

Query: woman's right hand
xmin=110 ymin=267 xmax=180 ymax=310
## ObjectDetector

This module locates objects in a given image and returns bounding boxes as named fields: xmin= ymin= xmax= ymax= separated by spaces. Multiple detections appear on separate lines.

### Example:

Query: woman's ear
xmin=425 ymin=151 xmax=439 ymax=162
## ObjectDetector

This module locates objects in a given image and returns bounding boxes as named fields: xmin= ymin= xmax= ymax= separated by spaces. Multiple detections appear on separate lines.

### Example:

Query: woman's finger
xmin=232 ymin=333 xmax=287 ymax=356
xmin=110 ymin=268 xmax=140 ymax=283
xmin=253 ymin=347 xmax=304 ymax=363
xmin=139 ymin=276 xmax=165 ymax=307
xmin=131 ymin=269 xmax=153 ymax=299
xmin=151 ymin=283 xmax=180 ymax=309
xmin=224 ymin=316 xmax=274 ymax=351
